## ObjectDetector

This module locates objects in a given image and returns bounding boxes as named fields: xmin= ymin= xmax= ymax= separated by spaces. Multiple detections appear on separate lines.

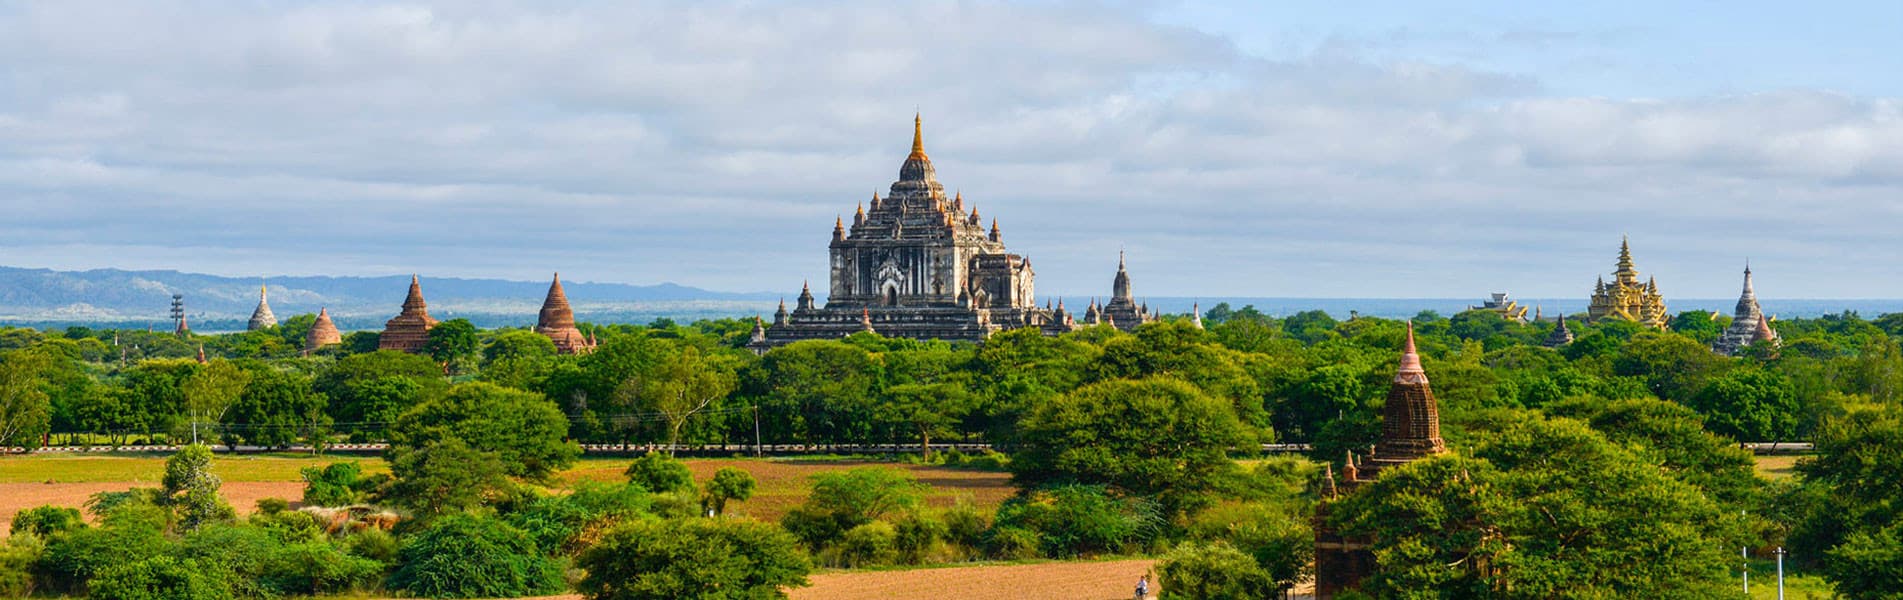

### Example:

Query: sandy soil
xmin=0 ymin=481 xmax=303 ymax=535
xmin=789 ymin=559 xmax=1161 ymax=600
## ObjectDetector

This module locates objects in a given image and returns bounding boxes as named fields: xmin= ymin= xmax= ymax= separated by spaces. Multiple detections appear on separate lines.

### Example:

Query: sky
xmin=2 ymin=1 xmax=1900 ymax=299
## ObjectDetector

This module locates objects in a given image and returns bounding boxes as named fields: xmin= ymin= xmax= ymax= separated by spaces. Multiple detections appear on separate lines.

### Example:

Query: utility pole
xmin=752 ymin=404 xmax=762 ymax=457
xmin=1742 ymin=545 xmax=1749 ymax=594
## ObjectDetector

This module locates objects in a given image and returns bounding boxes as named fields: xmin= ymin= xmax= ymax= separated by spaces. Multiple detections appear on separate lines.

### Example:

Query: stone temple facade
xmin=536 ymin=273 xmax=595 ymax=355
xmin=1079 ymin=252 xmax=1159 ymax=332
xmin=1712 ymin=266 xmax=1780 ymax=356
xmin=305 ymin=308 xmax=342 ymax=352
xmin=1315 ymin=323 xmax=1448 ymax=599
xmin=247 ymin=285 xmax=278 ymax=331
xmin=378 ymin=275 xmax=439 ymax=353
xmin=1587 ymin=237 xmax=1669 ymax=329
xmin=755 ymin=116 xmax=1068 ymax=348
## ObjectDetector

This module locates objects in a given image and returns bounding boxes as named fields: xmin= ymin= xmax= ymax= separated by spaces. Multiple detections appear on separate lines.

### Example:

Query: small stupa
xmin=377 ymin=275 xmax=440 ymax=353
xmin=535 ymin=273 xmax=593 ymax=354
xmin=306 ymin=308 xmax=342 ymax=351
xmin=247 ymin=285 xmax=278 ymax=331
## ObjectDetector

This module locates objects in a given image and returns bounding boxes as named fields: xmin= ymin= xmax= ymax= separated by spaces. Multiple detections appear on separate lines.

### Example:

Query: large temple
xmin=378 ymin=275 xmax=439 ymax=353
xmin=1712 ymin=266 xmax=1780 ymax=356
xmin=1314 ymin=323 xmax=1448 ymax=598
xmin=755 ymin=116 xmax=1069 ymax=348
xmin=1079 ymin=252 xmax=1158 ymax=332
xmin=536 ymin=273 xmax=595 ymax=355
xmin=1587 ymin=237 xmax=1669 ymax=329
xmin=247 ymin=285 xmax=278 ymax=330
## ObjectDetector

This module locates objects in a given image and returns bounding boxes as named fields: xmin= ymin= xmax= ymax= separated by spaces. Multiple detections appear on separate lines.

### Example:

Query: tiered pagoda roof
xmin=377 ymin=275 xmax=439 ymax=353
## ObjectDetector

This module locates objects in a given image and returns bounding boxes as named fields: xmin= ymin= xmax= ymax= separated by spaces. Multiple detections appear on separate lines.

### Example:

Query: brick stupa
xmin=377 ymin=275 xmax=439 ymax=353
xmin=306 ymin=307 xmax=342 ymax=352
xmin=535 ymin=273 xmax=593 ymax=354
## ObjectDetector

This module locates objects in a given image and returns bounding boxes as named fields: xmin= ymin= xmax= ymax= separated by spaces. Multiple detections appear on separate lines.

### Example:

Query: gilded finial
xmin=909 ymin=113 xmax=927 ymax=160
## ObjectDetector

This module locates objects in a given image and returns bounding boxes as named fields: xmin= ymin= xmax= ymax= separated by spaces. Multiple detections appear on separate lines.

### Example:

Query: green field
xmin=0 ymin=452 xmax=391 ymax=484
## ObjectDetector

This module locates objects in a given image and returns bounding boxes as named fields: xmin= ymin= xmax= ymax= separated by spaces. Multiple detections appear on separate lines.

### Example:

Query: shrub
xmin=254 ymin=497 xmax=290 ymax=515
xmin=505 ymin=482 xmax=653 ymax=555
xmin=300 ymin=462 xmax=373 ymax=506
xmin=1184 ymin=502 xmax=1313 ymax=593
xmin=10 ymin=505 xmax=84 ymax=538
xmin=35 ymin=524 xmax=173 ymax=594
xmin=780 ymin=466 xmax=927 ymax=551
xmin=1157 ymin=541 xmax=1276 ymax=600
xmin=0 ymin=535 xmax=43 ymax=599
xmin=702 ymin=467 xmax=757 ymax=516
xmin=892 ymin=513 xmax=948 ymax=565
xmin=388 ymin=514 xmax=564 ymax=599
xmin=623 ymin=451 xmax=695 ymax=494
xmin=992 ymin=484 xmax=1160 ymax=558
xmin=342 ymin=527 xmax=399 ymax=564
xmin=262 ymin=541 xmax=385 ymax=596
xmin=181 ymin=525 xmax=281 ymax=599
xmin=984 ymin=526 xmax=1042 ymax=560
xmin=384 ymin=438 xmax=515 ymax=515
xmin=577 ymin=518 xmax=811 ymax=600
xmin=161 ymin=444 xmax=234 ymax=531
xmin=245 ymin=508 xmax=325 ymax=543
xmin=88 ymin=555 xmax=233 ymax=600
xmin=942 ymin=499 xmax=991 ymax=558
xmin=835 ymin=521 xmax=898 ymax=567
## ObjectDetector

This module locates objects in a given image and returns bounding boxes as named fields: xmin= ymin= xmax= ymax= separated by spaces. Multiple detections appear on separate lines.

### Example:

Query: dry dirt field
xmin=790 ymin=559 xmax=1160 ymax=600
xmin=0 ymin=453 xmax=1013 ymax=536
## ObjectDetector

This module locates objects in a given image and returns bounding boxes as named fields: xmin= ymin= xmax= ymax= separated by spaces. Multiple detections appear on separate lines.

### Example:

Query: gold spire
xmin=909 ymin=112 xmax=927 ymax=160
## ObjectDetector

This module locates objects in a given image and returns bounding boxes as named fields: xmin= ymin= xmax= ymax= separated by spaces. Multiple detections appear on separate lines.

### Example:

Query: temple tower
xmin=1315 ymin=322 xmax=1449 ymax=598
xmin=378 ymin=275 xmax=440 ymax=353
xmin=1098 ymin=251 xmax=1157 ymax=332
xmin=1586 ymin=237 xmax=1669 ymax=329
xmin=1712 ymin=265 xmax=1780 ymax=356
xmin=535 ymin=273 xmax=593 ymax=354
xmin=306 ymin=307 xmax=342 ymax=352
xmin=1544 ymin=316 xmax=1575 ymax=348
xmin=247 ymin=285 xmax=278 ymax=331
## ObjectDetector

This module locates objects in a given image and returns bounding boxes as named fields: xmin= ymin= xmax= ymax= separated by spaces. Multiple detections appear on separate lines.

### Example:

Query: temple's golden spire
xmin=909 ymin=113 xmax=927 ymax=160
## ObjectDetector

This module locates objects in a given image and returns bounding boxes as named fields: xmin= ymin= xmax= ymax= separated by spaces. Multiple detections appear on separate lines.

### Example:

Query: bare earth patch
xmin=559 ymin=458 xmax=1016 ymax=523
xmin=790 ymin=559 xmax=1159 ymax=600
xmin=0 ymin=481 xmax=305 ymax=536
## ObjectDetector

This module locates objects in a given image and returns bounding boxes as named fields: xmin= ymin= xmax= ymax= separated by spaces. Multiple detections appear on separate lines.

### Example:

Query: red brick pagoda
xmin=377 ymin=275 xmax=439 ymax=353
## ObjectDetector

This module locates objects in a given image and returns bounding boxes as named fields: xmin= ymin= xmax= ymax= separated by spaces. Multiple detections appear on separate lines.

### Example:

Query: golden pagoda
xmin=1587 ymin=237 xmax=1669 ymax=329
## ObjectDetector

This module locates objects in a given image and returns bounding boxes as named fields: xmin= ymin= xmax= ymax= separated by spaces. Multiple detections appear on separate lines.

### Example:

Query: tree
xmin=180 ymin=360 xmax=250 ymax=446
xmin=1688 ymin=368 xmax=1801 ymax=442
xmin=0 ymin=349 xmax=53 ymax=449
xmin=619 ymin=346 xmax=736 ymax=455
xmin=161 ymin=445 xmax=234 ymax=531
xmin=389 ymin=514 xmax=564 ymax=599
xmin=877 ymin=383 xmax=968 ymax=459
xmin=624 ymin=451 xmax=695 ymax=494
xmin=1158 ymin=541 xmax=1276 ymax=600
xmin=577 ymin=518 xmax=811 ymax=600
xmin=316 ymin=350 xmax=445 ymax=428
xmin=1012 ymin=377 xmax=1249 ymax=517
xmin=1329 ymin=413 xmax=1742 ymax=598
xmin=10 ymin=505 xmax=85 ymax=537
xmin=385 ymin=438 xmax=513 ymax=515
xmin=1793 ymin=403 xmax=1903 ymax=596
xmin=388 ymin=382 xmax=578 ymax=480
xmin=702 ymin=467 xmax=756 ymax=516
xmin=223 ymin=367 xmax=328 ymax=450
xmin=425 ymin=318 xmax=480 ymax=375
xmin=740 ymin=340 xmax=882 ymax=444
xmin=780 ymin=467 xmax=926 ymax=550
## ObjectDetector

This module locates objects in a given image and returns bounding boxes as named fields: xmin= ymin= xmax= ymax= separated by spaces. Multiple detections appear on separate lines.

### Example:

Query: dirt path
xmin=789 ymin=559 xmax=1159 ymax=600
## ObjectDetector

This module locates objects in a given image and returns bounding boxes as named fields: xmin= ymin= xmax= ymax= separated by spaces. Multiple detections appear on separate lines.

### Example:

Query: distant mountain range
xmin=0 ymin=266 xmax=779 ymax=331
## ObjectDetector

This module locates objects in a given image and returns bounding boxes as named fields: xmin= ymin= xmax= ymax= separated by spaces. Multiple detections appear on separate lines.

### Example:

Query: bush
xmin=88 ymin=555 xmax=233 ymax=600
xmin=254 ymin=497 xmax=290 ymax=515
xmin=262 ymin=540 xmax=385 ymax=596
xmin=10 ymin=505 xmax=85 ymax=538
xmin=1184 ymin=502 xmax=1313 ymax=593
xmin=892 ymin=513 xmax=948 ymax=565
xmin=505 ymin=482 xmax=653 ymax=555
xmin=384 ymin=438 xmax=515 ymax=515
xmin=624 ymin=451 xmax=695 ymax=494
xmin=245 ymin=508 xmax=325 ymax=543
xmin=780 ymin=466 xmax=927 ymax=551
xmin=300 ymin=461 xmax=374 ymax=506
xmin=35 ymin=524 xmax=173 ymax=594
xmin=702 ymin=467 xmax=757 ymax=516
xmin=1157 ymin=541 xmax=1275 ymax=600
xmin=942 ymin=499 xmax=991 ymax=558
xmin=992 ymin=484 xmax=1160 ymax=558
xmin=343 ymin=527 xmax=399 ymax=564
xmin=835 ymin=521 xmax=898 ymax=567
xmin=388 ymin=514 xmax=564 ymax=599
xmin=0 ymin=535 xmax=43 ymax=599
xmin=577 ymin=518 xmax=811 ymax=600
xmin=984 ymin=526 xmax=1042 ymax=560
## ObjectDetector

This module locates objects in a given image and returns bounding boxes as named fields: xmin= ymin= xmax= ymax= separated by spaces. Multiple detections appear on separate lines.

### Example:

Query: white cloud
xmin=0 ymin=1 xmax=1899 ymax=300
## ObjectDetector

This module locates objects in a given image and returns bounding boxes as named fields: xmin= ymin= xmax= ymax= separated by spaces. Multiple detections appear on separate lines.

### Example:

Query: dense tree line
xmin=2 ymin=305 xmax=1902 ymax=596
